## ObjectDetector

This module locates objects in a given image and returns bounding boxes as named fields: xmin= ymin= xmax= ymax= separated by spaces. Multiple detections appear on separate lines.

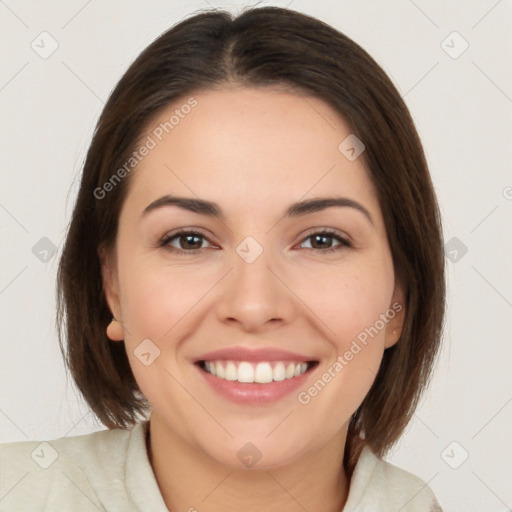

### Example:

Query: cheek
xmin=117 ymin=256 xmax=215 ymax=340
xmin=297 ymin=259 xmax=394 ymax=347
xmin=295 ymin=261 xmax=395 ymax=419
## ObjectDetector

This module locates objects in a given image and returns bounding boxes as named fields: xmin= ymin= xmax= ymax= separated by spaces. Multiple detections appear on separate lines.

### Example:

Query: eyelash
xmin=158 ymin=228 xmax=352 ymax=256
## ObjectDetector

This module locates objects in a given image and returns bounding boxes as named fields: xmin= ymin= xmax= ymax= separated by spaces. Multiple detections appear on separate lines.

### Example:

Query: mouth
xmin=193 ymin=349 xmax=320 ymax=405
xmin=196 ymin=359 xmax=319 ymax=384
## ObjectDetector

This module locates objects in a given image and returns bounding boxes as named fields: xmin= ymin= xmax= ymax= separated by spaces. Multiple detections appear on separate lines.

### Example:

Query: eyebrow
xmin=141 ymin=194 xmax=374 ymax=226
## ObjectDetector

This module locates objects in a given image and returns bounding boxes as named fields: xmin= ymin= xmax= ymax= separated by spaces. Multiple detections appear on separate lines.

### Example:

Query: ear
xmin=98 ymin=244 xmax=124 ymax=341
xmin=384 ymin=280 xmax=406 ymax=349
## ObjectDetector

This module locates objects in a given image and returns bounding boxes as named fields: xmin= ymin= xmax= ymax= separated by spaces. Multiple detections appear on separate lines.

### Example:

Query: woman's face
xmin=102 ymin=86 xmax=405 ymax=469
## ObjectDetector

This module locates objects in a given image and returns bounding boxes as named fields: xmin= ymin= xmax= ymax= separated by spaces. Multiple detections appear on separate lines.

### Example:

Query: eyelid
xmin=159 ymin=227 xmax=353 ymax=257
xmin=158 ymin=227 xmax=216 ymax=246
xmin=298 ymin=226 xmax=351 ymax=243
xmin=158 ymin=227 xmax=350 ymax=244
xmin=295 ymin=227 xmax=352 ymax=252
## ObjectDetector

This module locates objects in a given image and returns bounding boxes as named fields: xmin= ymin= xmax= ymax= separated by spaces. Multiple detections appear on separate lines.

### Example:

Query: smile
xmin=193 ymin=346 xmax=319 ymax=404
xmin=199 ymin=360 xmax=314 ymax=383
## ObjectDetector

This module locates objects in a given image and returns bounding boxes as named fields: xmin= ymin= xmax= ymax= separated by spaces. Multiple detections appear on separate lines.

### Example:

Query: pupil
xmin=313 ymin=234 xmax=330 ymax=248
xmin=178 ymin=234 xmax=333 ymax=250
xmin=182 ymin=235 xmax=201 ymax=249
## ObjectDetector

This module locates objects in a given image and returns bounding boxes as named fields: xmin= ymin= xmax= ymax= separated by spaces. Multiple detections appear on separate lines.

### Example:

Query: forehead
xmin=123 ymin=86 xmax=382 ymax=226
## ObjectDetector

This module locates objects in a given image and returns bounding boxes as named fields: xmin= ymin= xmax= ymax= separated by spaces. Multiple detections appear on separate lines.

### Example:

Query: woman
xmin=0 ymin=6 xmax=445 ymax=511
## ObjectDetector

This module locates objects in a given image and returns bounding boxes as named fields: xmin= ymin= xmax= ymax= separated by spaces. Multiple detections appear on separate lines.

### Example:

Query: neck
xmin=146 ymin=417 xmax=350 ymax=512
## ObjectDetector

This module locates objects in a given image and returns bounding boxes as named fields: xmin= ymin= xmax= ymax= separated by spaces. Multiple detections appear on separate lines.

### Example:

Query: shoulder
xmin=344 ymin=445 xmax=443 ymax=511
xmin=0 ymin=422 xmax=140 ymax=510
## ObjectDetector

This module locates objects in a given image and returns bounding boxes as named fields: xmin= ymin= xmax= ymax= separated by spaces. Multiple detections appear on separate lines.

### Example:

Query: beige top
xmin=0 ymin=420 xmax=442 ymax=511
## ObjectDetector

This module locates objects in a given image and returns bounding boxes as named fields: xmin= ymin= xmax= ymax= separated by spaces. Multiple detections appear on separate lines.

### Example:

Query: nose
xmin=214 ymin=241 xmax=297 ymax=332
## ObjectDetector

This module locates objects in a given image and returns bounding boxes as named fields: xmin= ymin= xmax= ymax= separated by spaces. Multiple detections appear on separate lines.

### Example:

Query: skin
xmin=101 ymin=86 xmax=405 ymax=512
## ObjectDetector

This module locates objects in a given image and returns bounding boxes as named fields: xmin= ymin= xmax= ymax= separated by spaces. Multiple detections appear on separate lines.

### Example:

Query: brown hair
xmin=56 ymin=5 xmax=445 ymax=476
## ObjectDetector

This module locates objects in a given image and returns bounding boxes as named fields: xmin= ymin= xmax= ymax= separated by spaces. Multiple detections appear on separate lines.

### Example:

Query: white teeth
xmin=216 ymin=362 xmax=225 ymax=379
xmin=225 ymin=361 xmax=237 ymax=381
xmin=272 ymin=362 xmax=286 ymax=381
xmin=202 ymin=360 xmax=310 ymax=383
xmin=254 ymin=362 xmax=273 ymax=383
xmin=205 ymin=361 xmax=216 ymax=375
xmin=238 ymin=362 xmax=255 ymax=382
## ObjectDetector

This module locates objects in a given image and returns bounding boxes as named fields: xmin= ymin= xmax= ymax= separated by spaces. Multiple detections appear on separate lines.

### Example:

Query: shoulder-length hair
xmin=56 ymin=5 xmax=445 ymax=476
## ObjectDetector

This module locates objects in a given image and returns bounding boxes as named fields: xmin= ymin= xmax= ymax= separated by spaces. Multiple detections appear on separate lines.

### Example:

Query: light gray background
xmin=1 ymin=1 xmax=511 ymax=510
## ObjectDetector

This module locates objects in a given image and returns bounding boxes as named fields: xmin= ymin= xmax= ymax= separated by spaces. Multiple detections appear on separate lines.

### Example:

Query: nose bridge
xmin=215 ymin=234 xmax=294 ymax=329
xmin=232 ymin=234 xmax=277 ymax=300
xmin=236 ymin=236 xmax=273 ymax=287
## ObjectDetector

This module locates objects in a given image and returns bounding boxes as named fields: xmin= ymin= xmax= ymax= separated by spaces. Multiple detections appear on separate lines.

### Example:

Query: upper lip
xmin=194 ymin=346 xmax=317 ymax=363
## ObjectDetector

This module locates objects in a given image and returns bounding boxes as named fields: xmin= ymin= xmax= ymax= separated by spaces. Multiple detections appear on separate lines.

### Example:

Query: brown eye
xmin=160 ymin=230 xmax=212 ymax=255
xmin=299 ymin=230 xmax=351 ymax=253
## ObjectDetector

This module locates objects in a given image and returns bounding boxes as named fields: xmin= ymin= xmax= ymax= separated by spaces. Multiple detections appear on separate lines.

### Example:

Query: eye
xmin=298 ymin=229 xmax=352 ymax=253
xmin=158 ymin=228 xmax=352 ymax=256
xmin=159 ymin=230 xmax=213 ymax=255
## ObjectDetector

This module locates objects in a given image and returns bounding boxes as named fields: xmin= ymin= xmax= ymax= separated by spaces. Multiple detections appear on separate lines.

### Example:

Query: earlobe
xmin=98 ymin=245 xmax=124 ymax=341
xmin=384 ymin=281 xmax=406 ymax=349
xmin=385 ymin=327 xmax=401 ymax=349
xmin=106 ymin=317 xmax=125 ymax=341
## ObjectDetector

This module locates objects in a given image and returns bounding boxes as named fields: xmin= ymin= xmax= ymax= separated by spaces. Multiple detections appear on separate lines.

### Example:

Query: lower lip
xmin=195 ymin=364 xmax=314 ymax=405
